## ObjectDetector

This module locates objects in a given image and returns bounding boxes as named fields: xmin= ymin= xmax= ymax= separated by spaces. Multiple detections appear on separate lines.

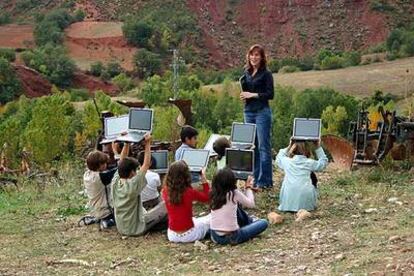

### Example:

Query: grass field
xmin=1 ymin=161 xmax=413 ymax=275
xmin=205 ymin=57 xmax=414 ymax=99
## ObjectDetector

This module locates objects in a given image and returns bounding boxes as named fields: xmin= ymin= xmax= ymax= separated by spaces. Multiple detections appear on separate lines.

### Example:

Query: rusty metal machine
xmin=322 ymin=107 xmax=414 ymax=170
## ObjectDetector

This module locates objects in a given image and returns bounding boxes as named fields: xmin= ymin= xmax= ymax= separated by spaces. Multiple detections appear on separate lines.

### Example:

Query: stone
xmin=364 ymin=208 xmax=378 ymax=213
xmin=335 ymin=253 xmax=345 ymax=261
xmin=295 ymin=209 xmax=312 ymax=222
xmin=268 ymin=212 xmax=284 ymax=224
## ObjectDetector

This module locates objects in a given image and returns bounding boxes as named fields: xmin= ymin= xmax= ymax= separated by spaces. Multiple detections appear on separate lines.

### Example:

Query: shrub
xmin=105 ymin=61 xmax=122 ymax=78
xmin=122 ymin=19 xmax=154 ymax=48
xmin=0 ymin=13 xmax=11 ymax=25
xmin=90 ymin=61 xmax=104 ymax=77
xmin=267 ymin=59 xmax=280 ymax=73
xmin=0 ymin=58 xmax=22 ymax=104
xmin=21 ymin=45 xmax=76 ymax=87
xmin=343 ymin=51 xmax=361 ymax=67
xmin=73 ymin=9 xmax=86 ymax=22
xmin=279 ymin=65 xmax=300 ymax=73
xmin=321 ymin=105 xmax=348 ymax=135
xmin=69 ymin=88 xmax=90 ymax=102
xmin=0 ymin=48 xmax=16 ymax=62
xmin=34 ymin=20 xmax=64 ymax=46
xmin=139 ymin=75 xmax=171 ymax=107
xmin=22 ymin=94 xmax=76 ymax=165
xmin=112 ymin=73 xmax=134 ymax=93
xmin=320 ymin=56 xmax=345 ymax=70
xmin=134 ymin=49 xmax=162 ymax=78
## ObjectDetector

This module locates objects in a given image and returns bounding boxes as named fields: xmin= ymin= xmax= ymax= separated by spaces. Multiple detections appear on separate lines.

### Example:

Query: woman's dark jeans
xmin=244 ymin=106 xmax=273 ymax=187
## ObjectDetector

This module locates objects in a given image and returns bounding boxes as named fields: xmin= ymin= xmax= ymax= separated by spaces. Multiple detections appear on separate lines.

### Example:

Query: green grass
xmin=0 ymin=162 xmax=413 ymax=275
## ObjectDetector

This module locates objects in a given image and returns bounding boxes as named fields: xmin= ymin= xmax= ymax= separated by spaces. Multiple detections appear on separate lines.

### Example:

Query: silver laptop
xmin=151 ymin=150 xmax=169 ymax=174
xmin=225 ymin=149 xmax=254 ymax=180
xmin=117 ymin=108 xmax=153 ymax=143
xmin=292 ymin=118 xmax=321 ymax=141
xmin=181 ymin=149 xmax=210 ymax=173
xmin=230 ymin=122 xmax=256 ymax=149
xmin=100 ymin=115 xmax=129 ymax=144
xmin=204 ymin=134 xmax=230 ymax=157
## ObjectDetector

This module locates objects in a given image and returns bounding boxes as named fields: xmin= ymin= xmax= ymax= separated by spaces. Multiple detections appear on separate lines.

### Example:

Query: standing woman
xmin=240 ymin=44 xmax=274 ymax=189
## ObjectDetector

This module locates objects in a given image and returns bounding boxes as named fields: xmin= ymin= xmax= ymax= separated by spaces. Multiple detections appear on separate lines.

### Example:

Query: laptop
xmin=203 ymin=134 xmax=231 ymax=157
xmin=230 ymin=122 xmax=256 ymax=149
xmin=151 ymin=150 xmax=169 ymax=174
xmin=100 ymin=115 xmax=129 ymax=144
xmin=116 ymin=108 xmax=153 ymax=143
xmin=181 ymin=149 xmax=210 ymax=173
xmin=292 ymin=118 xmax=321 ymax=141
xmin=225 ymin=149 xmax=254 ymax=180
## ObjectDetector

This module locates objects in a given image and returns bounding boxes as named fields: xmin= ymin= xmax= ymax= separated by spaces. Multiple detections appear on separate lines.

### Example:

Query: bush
xmin=105 ymin=61 xmax=122 ymax=78
xmin=139 ymin=75 xmax=171 ymax=107
xmin=122 ymin=19 xmax=154 ymax=48
xmin=73 ymin=9 xmax=86 ymax=22
xmin=69 ymin=88 xmax=90 ymax=102
xmin=279 ymin=65 xmax=300 ymax=73
xmin=0 ymin=48 xmax=16 ymax=62
xmin=0 ymin=58 xmax=22 ymax=104
xmin=0 ymin=13 xmax=11 ymax=25
xmin=321 ymin=105 xmax=348 ymax=135
xmin=134 ymin=49 xmax=162 ymax=78
xmin=34 ymin=20 xmax=64 ymax=46
xmin=112 ymin=73 xmax=134 ymax=93
xmin=320 ymin=56 xmax=345 ymax=70
xmin=21 ymin=45 xmax=76 ymax=87
xmin=267 ymin=59 xmax=280 ymax=73
xmin=90 ymin=61 xmax=104 ymax=77
xmin=343 ymin=51 xmax=361 ymax=67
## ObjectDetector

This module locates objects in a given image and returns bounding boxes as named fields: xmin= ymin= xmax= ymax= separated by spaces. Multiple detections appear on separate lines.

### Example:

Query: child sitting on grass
xmin=209 ymin=168 xmax=268 ymax=245
xmin=175 ymin=125 xmax=201 ymax=184
xmin=213 ymin=136 xmax=231 ymax=170
xmin=83 ymin=143 xmax=129 ymax=230
xmin=137 ymin=151 xmax=162 ymax=210
xmin=111 ymin=134 xmax=167 ymax=236
xmin=275 ymin=139 xmax=328 ymax=212
xmin=162 ymin=160 xmax=211 ymax=243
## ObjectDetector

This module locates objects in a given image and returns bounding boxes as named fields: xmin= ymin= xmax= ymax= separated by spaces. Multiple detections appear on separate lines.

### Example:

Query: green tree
xmin=0 ymin=58 xmax=21 ymax=104
xmin=22 ymin=94 xmax=75 ymax=166
xmin=0 ymin=48 xmax=16 ymax=62
xmin=21 ymin=45 xmax=76 ymax=87
xmin=321 ymin=105 xmax=348 ymax=135
xmin=34 ymin=20 xmax=63 ymax=46
xmin=112 ymin=73 xmax=134 ymax=93
xmin=134 ymin=49 xmax=162 ymax=78
xmin=122 ymin=19 xmax=154 ymax=48
xmin=105 ymin=61 xmax=122 ymax=78
xmin=139 ymin=75 xmax=171 ymax=107
xmin=90 ymin=61 xmax=104 ymax=77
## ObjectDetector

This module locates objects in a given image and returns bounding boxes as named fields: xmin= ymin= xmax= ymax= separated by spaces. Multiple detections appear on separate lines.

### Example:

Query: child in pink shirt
xmin=209 ymin=168 xmax=268 ymax=245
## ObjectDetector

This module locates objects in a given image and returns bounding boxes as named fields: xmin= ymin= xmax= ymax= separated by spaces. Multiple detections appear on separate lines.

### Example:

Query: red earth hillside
xmin=186 ymin=0 xmax=404 ymax=67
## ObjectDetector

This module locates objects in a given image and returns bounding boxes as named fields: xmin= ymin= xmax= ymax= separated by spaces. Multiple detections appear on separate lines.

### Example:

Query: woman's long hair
xmin=245 ymin=44 xmax=267 ymax=72
xmin=289 ymin=142 xmax=312 ymax=158
xmin=210 ymin=168 xmax=238 ymax=210
xmin=164 ymin=160 xmax=192 ymax=205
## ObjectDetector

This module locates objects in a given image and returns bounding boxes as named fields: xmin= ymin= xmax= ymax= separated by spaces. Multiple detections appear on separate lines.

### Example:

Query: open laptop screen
xmin=182 ymin=150 xmax=209 ymax=168
xmin=151 ymin=151 xmax=168 ymax=170
xmin=226 ymin=149 xmax=253 ymax=172
xmin=105 ymin=115 xmax=129 ymax=137
xmin=293 ymin=118 xmax=321 ymax=138
xmin=129 ymin=109 xmax=153 ymax=131
xmin=231 ymin=123 xmax=256 ymax=143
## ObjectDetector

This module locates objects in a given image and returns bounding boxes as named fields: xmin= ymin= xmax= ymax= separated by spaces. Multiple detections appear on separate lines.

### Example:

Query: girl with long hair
xmin=209 ymin=168 xmax=268 ymax=245
xmin=162 ymin=160 xmax=211 ymax=243
xmin=275 ymin=139 xmax=328 ymax=212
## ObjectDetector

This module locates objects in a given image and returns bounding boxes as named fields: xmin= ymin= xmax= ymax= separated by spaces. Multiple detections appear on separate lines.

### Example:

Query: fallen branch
xmin=46 ymin=259 xmax=92 ymax=267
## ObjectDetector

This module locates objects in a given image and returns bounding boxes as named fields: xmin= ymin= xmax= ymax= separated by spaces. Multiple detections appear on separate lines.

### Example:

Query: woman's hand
xmin=240 ymin=92 xmax=257 ymax=101
xmin=200 ymin=168 xmax=208 ymax=183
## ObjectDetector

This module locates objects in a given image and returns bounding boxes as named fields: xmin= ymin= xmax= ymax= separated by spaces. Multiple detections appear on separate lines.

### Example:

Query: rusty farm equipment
xmin=322 ymin=107 xmax=414 ymax=170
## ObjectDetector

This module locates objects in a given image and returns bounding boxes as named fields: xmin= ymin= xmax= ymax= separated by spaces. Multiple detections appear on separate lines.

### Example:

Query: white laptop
xmin=230 ymin=122 xmax=256 ymax=149
xmin=225 ymin=149 xmax=254 ymax=180
xmin=292 ymin=118 xmax=321 ymax=141
xmin=204 ymin=134 xmax=231 ymax=157
xmin=151 ymin=150 xmax=169 ymax=174
xmin=100 ymin=115 xmax=129 ymax=144
xmin=117 ymin=108 xmax=153 ymax=143
xmin=181 ymin=149 xmax=210 ymax=173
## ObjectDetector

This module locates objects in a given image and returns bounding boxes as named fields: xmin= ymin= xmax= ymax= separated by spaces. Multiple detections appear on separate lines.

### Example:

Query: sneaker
xmin=100 ymin=218 xmax=115 ymax=230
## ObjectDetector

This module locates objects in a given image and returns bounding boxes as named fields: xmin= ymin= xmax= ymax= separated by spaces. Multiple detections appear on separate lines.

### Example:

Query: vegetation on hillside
xmin=0 ymin=58 xmax=22 ymax=105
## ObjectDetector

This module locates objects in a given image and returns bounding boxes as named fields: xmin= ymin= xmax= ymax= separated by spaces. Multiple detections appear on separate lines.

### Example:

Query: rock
xmin=335 ymin=253 xmax=345 ymax=261
xmin=194 ymin=241 xmax=208 ymax=251
xmin=268 ymin=212 xmax=284 ymax=224
xmin=311 ymin=231 xmax=320 ymax=241
xmin=387 ymin=197 xmax=399 ymax=203
xmin=295 ymin=209 xmax=312 ymax=222
xmin=388 ymin=235 xmax=401 ymax=242
xmin=364 ymin=208 xmax=378 ymax=213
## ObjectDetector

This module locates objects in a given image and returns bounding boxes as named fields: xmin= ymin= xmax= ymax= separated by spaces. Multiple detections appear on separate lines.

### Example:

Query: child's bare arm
xmin=119 ymin=143 xmax=130 ymax=160
xmin=139 ymin=134 xmax=152 ymax=173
